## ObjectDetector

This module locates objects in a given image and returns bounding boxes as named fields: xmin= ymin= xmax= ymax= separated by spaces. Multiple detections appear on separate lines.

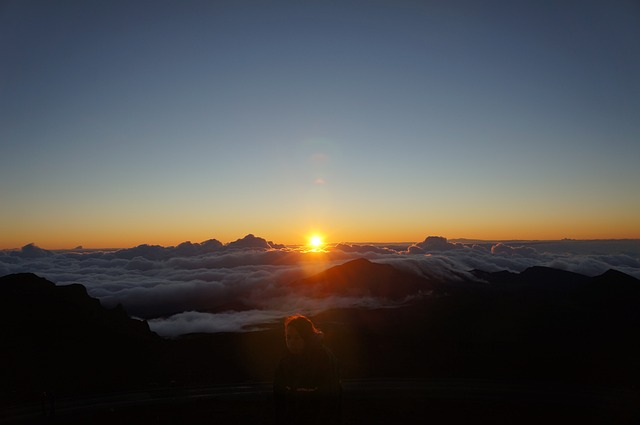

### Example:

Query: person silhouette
xmin=273 ymin=314 xmax=342 ymax=425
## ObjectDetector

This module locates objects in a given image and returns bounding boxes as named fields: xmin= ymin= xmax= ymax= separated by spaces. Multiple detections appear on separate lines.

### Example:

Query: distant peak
xmin=226 ymin=234 xmax=272 ymax=249
xmin=594 ymin=268 xmax=639 ymax=283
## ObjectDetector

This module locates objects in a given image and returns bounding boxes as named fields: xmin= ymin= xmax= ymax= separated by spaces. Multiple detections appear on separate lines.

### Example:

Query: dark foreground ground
xmin=2 ymin=270 xmax=640 ymax=424
xmin=3 ymin=379 xmax=639 ymax=425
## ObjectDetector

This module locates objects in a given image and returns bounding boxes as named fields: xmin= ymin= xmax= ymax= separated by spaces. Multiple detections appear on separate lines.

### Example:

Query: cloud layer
xmin=2 ymin=235 xmax=638 ymax=337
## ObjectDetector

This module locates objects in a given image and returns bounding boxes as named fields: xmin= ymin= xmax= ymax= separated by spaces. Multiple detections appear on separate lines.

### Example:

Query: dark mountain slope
xmin=293 ymin=258 xmax=436 ymax=300
xmin=579 ymin=268 xmax=640 ymax=303
xmin=0 ymin=273 xmax=161 ymax=399
xmin=471 ymin=266 xmax=591 ymax=292
xmin=314 ymin=266 xmax=640 ymax=388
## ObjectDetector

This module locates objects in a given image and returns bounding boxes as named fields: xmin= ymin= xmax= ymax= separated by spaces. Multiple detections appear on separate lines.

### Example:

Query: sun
xmin=310 ymin=235 xmax=323 ymax=248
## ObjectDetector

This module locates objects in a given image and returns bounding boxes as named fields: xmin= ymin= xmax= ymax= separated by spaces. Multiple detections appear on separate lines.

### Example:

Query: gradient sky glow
xmin=2 ymin=0 xmax=639 ymax=249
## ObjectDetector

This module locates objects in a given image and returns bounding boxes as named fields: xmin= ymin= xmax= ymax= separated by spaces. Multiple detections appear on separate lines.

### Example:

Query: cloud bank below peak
xmin=1 ymin=235 xmax=638 ymax=337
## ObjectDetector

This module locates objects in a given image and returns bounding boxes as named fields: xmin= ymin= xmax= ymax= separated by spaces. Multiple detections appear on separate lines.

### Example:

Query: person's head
xmin=284 ymin=314 xmax=322 ymax=355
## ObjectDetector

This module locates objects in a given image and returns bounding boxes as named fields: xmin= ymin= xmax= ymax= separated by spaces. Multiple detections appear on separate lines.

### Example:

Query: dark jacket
xmin=274 ymin=343 xmax=342 ymax=425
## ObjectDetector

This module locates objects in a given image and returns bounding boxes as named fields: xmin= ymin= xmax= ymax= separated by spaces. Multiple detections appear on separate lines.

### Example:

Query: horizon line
xmin=3 ymin=236 xmax=640 ymax=252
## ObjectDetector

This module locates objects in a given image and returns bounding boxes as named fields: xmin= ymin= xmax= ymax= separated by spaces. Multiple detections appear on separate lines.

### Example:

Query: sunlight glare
xmin=310 ymin=235 xmax=323 ymax=248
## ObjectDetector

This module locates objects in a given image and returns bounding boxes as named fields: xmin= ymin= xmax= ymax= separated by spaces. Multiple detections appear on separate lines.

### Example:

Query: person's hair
xmin=284 ymin=314 xmax=323 ymax=344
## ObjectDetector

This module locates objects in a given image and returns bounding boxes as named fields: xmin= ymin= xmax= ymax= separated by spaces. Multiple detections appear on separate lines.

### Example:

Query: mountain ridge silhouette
xmin=293 ymin=258 xmax=437 ymax=300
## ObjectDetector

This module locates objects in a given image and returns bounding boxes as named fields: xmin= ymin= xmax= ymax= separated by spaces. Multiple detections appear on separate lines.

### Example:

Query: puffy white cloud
xmin=148 ymin=310 xmax=283 ymax=336
xmin=408 ymin=236 xmax=463 ymax=253
xmin=112 ymin=239 xmax=224 ymax=260
xmin=334 ymin=243 xmax=397 ymax=255
xmin=18 ymin=243 xmax=53 ymax=258
xmin=491 ymin=243 xmax=538 ymax=257
xmin=226 ymin=234 xmax=273 ymax=250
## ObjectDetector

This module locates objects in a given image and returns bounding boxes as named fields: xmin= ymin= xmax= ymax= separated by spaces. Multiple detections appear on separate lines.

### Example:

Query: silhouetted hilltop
xmin=294 ymin=258 xmax=435 ymax=300
xmin=471 ymin=266 xmax=590 ymax=290
xmin=567 ymin=269 xmax=640 ymax=359
xmin=0 ymin=273 xmax=161 ymax=400
xmin=0 ymin=273 xmax=280 ymax=405
xmin=580 ymin=268 xmax=640 ymax=299
xmin=0 ymin=273 xmax=156 ymax=339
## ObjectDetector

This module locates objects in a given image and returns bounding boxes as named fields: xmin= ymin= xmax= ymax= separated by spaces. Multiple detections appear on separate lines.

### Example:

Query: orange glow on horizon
xmin=306 ymin=233 xmax=326 ymax=251
xmin=2 ymin=215 xmax=639 ymax=250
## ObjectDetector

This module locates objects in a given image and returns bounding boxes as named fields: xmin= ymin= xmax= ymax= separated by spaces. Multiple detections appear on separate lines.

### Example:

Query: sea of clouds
xmin=1 ymin=234 xmax=638 ymax=337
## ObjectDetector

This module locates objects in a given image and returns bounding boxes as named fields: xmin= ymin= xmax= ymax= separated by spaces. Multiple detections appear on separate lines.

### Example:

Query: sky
xmin=1 ymin=0 xmax=639 ymax=249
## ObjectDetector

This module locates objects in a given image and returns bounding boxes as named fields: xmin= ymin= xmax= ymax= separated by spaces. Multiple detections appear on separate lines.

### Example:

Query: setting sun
xmin=310 ymin=235 xmax=323 ymax=248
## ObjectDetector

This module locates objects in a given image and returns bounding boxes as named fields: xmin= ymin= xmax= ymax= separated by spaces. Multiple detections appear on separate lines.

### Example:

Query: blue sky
xmin=1 ymin=0 xmax=639 ymax=248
